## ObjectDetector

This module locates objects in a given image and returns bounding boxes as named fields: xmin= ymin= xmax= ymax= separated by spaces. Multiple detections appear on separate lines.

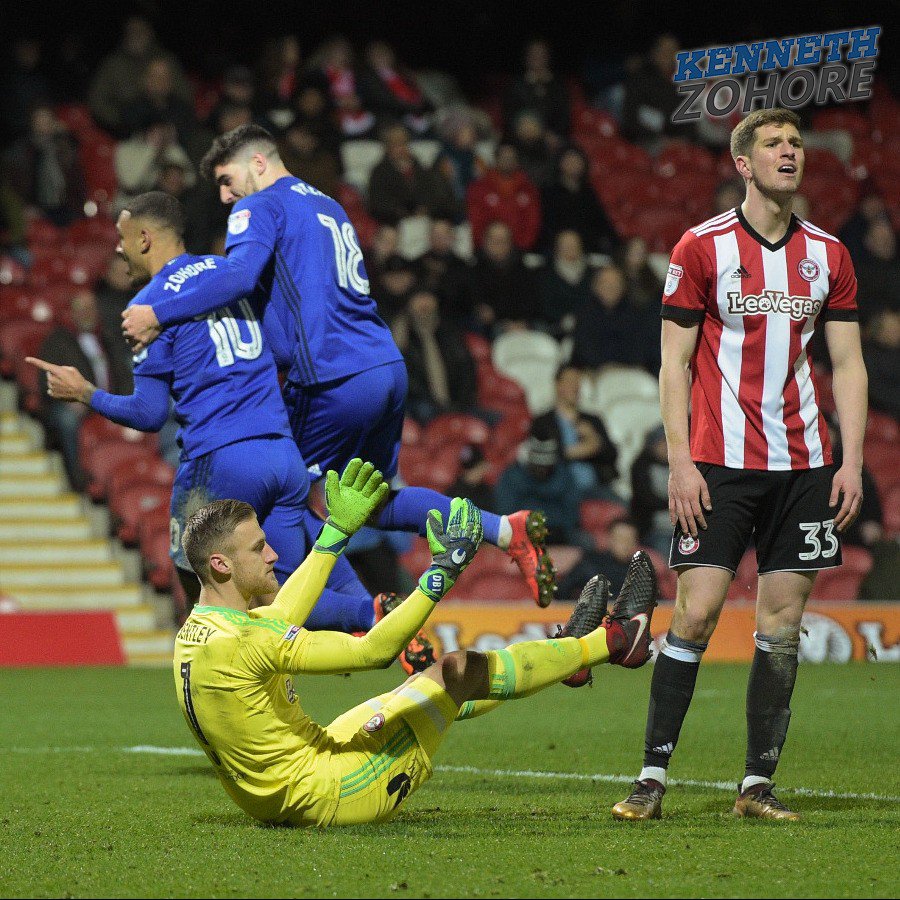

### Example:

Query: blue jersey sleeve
xmin=148 ymin=246 xmax=269 ymax=328
xmin=225 ymin=194 xmax=280 ymax=253
xmin=88 ymin=371 xmax=171 ymax=432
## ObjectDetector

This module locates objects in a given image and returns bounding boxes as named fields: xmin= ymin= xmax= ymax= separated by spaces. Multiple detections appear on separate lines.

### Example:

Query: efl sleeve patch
xmin=227 ymin=209 xmax=251 ymax=235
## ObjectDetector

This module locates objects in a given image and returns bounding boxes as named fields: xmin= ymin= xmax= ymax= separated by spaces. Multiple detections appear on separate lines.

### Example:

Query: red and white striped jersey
xmin=661 ymin=207 xmax=858 ymax=471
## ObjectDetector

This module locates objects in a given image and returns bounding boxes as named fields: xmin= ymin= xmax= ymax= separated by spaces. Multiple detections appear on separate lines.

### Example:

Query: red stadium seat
xmin=401 ymin=417 xmax=422 ymax=446
xmin=77 ymin=414 xmax=156 ymax=462
xmin=423 ymin=413 xmax=491 ymax=451
xmin=26 ymin=217 xmax=63 ymax=248
xmin=82 ymin=441 xmax=157 ymax=502
xmin=810 ymin=567 xmax=863 ymax=602
xmin=67 ymin=217 xmax=118 ymax=246
xmin=654 ymin=141 xmax=717 ymax=177
xmin=800 ymin=147 xmax=846 ymax=177
xmin=572 ymin=107 xmax=618 ymax=141
xmin=812 ymin=108 xmax=872 ymax=143
xmin=641 ymin=546 xmax=677 ymax=601
xmin=840 ymin=545 xmax=874 ymax=578
xmin=728 ymin=550 xmax=759 ymax=601
xmin=455 ymin=571 xmax=528 ymax=602
xmin=0 ymin=288 xmax=57 ymax=325
xmin=138 ymin=505 xmax=173 ymax=550
xmin=141 ymin=525 xmax=175 ymax=591
xmin=864 ymin=440 xmax=900 ymax=497
xmin=79 ymin=136 xmax=118 ymax=208
xmin=580 ymin=498 xmax=629 ymax=533
xmin=463 ymin=331 xmax=492 ymax=365
xmin=0 ymin=318 xmax=54 ymax=378
xmin=883 ymin=484 xmax=900 ymax=537
xmin=0 ymin=255 xmax=28 ymax=286
xmin=865 ymin=411 xmax=899 ymax=444
xmin=55 ymin=104 xmax=97 ymax=139
xmin=112 ymin=482 xmax=171 ymax=544
xmin=108 ymin=456 xmax=175 ymax=505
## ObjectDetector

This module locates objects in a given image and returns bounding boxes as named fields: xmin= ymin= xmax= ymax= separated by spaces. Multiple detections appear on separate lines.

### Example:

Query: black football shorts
xmin=668 ymin=463 xmax=843 ymax=575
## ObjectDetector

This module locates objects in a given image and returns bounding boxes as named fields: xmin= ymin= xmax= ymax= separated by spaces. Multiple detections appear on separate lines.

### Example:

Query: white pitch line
xmin=6 ymin=746 xmax=899 ymax=803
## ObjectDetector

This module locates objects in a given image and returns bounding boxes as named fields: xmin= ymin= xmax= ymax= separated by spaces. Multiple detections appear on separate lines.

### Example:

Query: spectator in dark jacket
xmin=862 ymin=310 xmax=900 ymax=420
xmin=509 ymin=110 xmax=556 ymax=190
xmin=539 ymin=145 xmax=618 ymax=253
xmin=539 ymin=229 xmax=593 ymax=336
xmin=471 ymin=221 xmax=541 ymax=336
xmin=503 ymin=39 xmax=570 ymax=150
xmin=532 ymin=364 xmax=621 ymax=501
xmin=414 ymin=218 xmax=476 ymax=325
xmin=617 ymin=236 xmax=664 ymax=311
xmin=630 ymin=425 xmax=671 ymax=556
xmin=4 ymin=102 xmax=85 ymax=227
xmin=570 ymin=264 xmax=656 ymax=371
xmin=368 ymin=123 xmax=456 ymax=225
xmin=558 ymin=517 xmax=642 ymax=599
xmin=121 ymin=55 xmax=198 ymax=146
xmin=392 ymin=289 xmax=478 ymax=425
xmin=358 ymin=41 xmax=434 ymax=136
xmin=34 ymin=290 xmax=133 ymax=490
xmin=448 ymin=443 xmax=496 ymax=514
xmin=620 ymin=33 xmax=697 ymax=149
xmin=495 ymin=431 xmax=587 ymax=546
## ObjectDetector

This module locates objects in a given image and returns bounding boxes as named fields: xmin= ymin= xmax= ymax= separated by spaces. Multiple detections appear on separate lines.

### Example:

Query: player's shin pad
xmin=485 ymin=638 xmax=588 ymax=700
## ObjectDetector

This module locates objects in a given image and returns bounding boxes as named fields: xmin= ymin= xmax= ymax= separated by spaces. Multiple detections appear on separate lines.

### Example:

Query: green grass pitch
xmin=1 ymin=662 xmax=897 ymax=898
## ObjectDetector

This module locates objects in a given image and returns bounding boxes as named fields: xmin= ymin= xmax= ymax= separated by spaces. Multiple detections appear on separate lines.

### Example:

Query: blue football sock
xmin=375 ymin=487 xmax=502 ymax=545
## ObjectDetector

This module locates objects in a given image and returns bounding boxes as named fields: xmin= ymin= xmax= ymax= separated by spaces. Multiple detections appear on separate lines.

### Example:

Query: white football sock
xmin=639 ymin=766 xmax=667 ymax=787
xmin=497 ymin=516 xmax=512 ymax=550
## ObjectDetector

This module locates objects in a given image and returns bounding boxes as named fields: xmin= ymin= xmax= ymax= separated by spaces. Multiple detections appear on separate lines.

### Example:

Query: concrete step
xmin=0 ymin=383 xmax=15 ymax=413
xmin=122 ymin=631 xmax=175 ymax=659
xmin=5 ymin=584 xmax=145 ymax=609
xmin=115 ymin=605 xmax=158 ymax=632
xmin=0 ymin=452 xmax=53 ymax=476
xmin=0 ymin=518 xmax=94 ymax=541
xmin=0 ymin=432 xmax=33 ymax=454
xmin=0 ymin=411 xmax=21 ymax=434
xmin=0 ymin=494 xmax=83 ymax=519
xmin=0 ymin=539 xmax=112 ymax=565
xmin=0 ymin=473 xmax=65 ymax=497
xmin=0 ymin=562 xmax=126 ymax=589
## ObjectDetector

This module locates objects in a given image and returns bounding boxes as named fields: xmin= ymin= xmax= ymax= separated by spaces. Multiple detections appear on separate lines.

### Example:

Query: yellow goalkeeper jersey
xmin=173 ymin=604 xmax=342 ymax=826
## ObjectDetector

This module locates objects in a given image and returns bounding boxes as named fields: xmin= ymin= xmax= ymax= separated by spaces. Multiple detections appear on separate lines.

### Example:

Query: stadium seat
xmin=654 ymin=141 xmax=717 ymax=177
xmin=641 ymin=546 xmax=677 ymax=600
xmin=883 ymin=484 xmax=900 ymax=537
xmin=26 ymin=217 xmax=63 ymax=248
xmin=141 ymin=525 xmax=175 ymax=591
xmin=339 ymin=140 xmax=384 ymax=195
xmin=727 ymin=550 xmax=759 ymax=601
xmin=572 ymin=107 xmax=618 ymax=140
xmin=83 ymin=441 xmax=156 ymax=502
xmin=581 ymin=366 xmax=658 ymax=415
xmin=112 ymin=482 xmax=171 ymax=545
xmin=401 ymin=417 xmax=422 ymax=446
xmin=399 ymin=444 xmax=459 ymax=492
xmin=0 ymin=255 xmax=27 ymax=286
xmin=841 ymin=545 xmax=874 ymax=578
xmin=55 ymin=104 xmax=96 ymax=138
xmin=812 ymin=108 xmax=872 ymax=143
xmin=485 ymin=412 xmax=531 ymax=458
xmin=67 ymin=216 xmax=118 ymax=246
xmin=865 ymin=410 xmax=899 ymax=444
xmin=580 ymin=498 xmax=629 ymax=533
xmin=408 ymin=140 xmax=441 ymax=168
xmin=80 ymin=136 xmax=118 ymax=208
xmin=491 ymin=331 xmax=561 ymax=415
xmin=108 ymin=456 xmax=175 ymax=506
xmin=477 ymin=365 xmax=529 ymax=415
xmin=864 ymin=440 xmax=900 ymax=497
xmin=137 ymin=505 xmax=173 ymax=550
xmin=423 ymin=413 xmax=491 ymax=451
xmin=0 ymin=318 xmax=54 ymax=379
xmin=463 ymin=331 xmax=491 ymax=365
xmin=0 ymin=288 xmax=57 ymax=324
xmin=77 ymin=414 xmax=156 ymax=462
xmin=810 ymin=567 xmax=863 ymax=602
xmin=603 ymin=395 xmax=664 ymax=499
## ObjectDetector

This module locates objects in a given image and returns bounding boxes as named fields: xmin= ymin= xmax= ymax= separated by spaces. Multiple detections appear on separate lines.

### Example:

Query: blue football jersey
xmin=224 ymin=176 xmax=402 ymax=387
xmin=131 ymin=254 xmax=292 ymax=460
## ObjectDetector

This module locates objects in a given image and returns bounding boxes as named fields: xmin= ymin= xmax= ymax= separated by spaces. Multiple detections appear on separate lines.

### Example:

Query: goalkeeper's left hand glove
xmin=315 ymin=459 xmax=390 ymax=556
xmin=418 ymin=497 xmax=483 ymax=601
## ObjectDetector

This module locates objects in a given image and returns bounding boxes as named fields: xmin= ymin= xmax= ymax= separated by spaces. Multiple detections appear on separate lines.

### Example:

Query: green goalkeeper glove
xmin=315 ymin=459 xmax=390 ymax=556
xmin=418 ymin=497 xmax=483 ymax=601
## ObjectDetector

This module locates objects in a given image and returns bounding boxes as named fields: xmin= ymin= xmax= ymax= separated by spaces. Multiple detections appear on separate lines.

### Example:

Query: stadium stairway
xmin=0 ymin=382 xmax=174 ymax=665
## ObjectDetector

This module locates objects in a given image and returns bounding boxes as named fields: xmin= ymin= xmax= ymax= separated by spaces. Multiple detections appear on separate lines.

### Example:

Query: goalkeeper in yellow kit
xmin=174 ymin=459 xmax=658 ymax=827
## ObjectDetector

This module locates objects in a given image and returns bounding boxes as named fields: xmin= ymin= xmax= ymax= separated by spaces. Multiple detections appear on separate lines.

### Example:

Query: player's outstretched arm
xmin=286 ymin=498 xmax=483 ymax=674
xmin=24 ymin=358 xmax=170 ymax=432
xmin=265 ymin=460 xmax=389 ymax=625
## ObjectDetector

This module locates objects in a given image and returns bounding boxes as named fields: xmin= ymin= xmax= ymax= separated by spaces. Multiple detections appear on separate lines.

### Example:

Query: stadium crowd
xmin=1 ymin=18 xmax=898 ymax=607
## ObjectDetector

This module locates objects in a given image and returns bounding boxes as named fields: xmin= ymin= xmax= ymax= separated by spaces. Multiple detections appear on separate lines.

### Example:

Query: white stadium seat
xmin=492 ymin=331 xmax=562 ymax=414
xmin=339 ymin=140 xmax=384 ymax=195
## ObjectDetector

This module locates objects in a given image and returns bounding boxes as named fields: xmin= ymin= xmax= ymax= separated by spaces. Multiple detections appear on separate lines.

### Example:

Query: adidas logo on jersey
xmin=652 ymin=742 xmax=674 ymax=756
xmin=727 ymin=290 xmax=823 ymax=322
xmin=731 ymin=265 xmax=751 ymax=279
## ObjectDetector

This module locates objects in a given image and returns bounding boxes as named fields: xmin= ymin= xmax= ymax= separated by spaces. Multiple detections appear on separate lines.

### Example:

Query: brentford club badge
xmin=363 ymin=713 xmax=385 ymax=733
xmin=798 ymin=258 xmax=820 ymax=282
xmin=678 ymin=534 xmax=700 ymax=555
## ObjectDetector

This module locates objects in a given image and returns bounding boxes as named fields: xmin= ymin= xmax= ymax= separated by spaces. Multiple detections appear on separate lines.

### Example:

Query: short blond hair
xmin=730 ymin=108 xmax=802 ymax=160
xmin=181 ymin=499 xmax=255 ymax=582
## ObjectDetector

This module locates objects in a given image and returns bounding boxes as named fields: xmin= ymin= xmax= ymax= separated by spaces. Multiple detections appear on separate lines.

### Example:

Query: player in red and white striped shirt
xmin=611 ymin=108 xmax=868 ymax=822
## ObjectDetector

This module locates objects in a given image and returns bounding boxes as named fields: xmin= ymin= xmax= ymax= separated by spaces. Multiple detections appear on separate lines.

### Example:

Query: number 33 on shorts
xmin=798 ymin=520 xmax=838 ymax=561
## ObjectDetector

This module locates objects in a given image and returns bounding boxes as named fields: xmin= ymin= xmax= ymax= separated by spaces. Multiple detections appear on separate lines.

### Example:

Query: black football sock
xmin=642 ymin=632 xmax=708 ymax=772
xmin=744 ymin=630 xmax=799 ymax=783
